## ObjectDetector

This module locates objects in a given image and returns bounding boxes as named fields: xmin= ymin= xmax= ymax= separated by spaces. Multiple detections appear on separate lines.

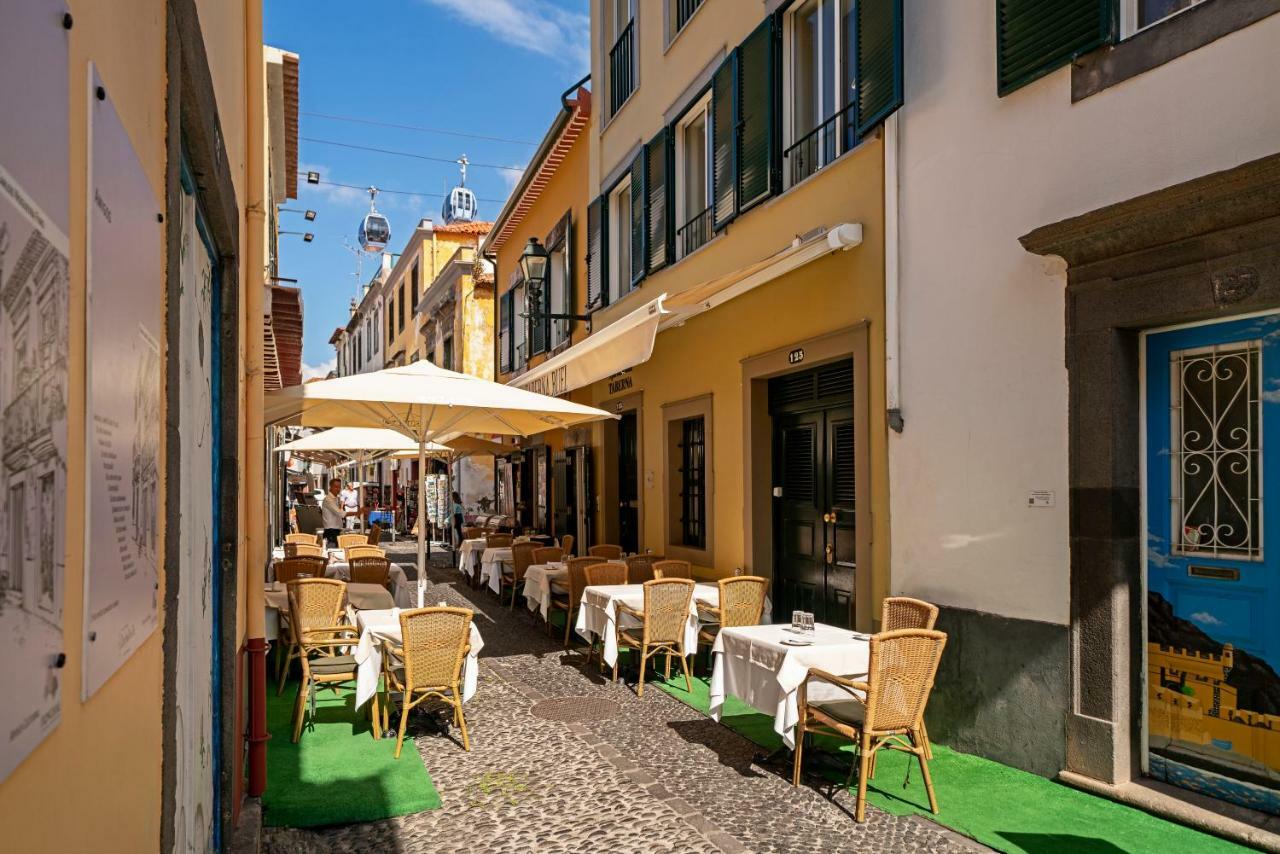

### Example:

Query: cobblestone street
xmin=263 ymin=545 xmax=987 ymax=854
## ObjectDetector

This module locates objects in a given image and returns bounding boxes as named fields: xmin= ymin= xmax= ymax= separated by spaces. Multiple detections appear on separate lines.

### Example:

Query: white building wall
xmin=892 ymin=5 xmax=1280 ymax=626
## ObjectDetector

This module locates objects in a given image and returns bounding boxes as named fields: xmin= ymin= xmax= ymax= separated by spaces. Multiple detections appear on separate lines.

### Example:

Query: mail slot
xmin=1188 ymin=565 xmax=1240 ymax=582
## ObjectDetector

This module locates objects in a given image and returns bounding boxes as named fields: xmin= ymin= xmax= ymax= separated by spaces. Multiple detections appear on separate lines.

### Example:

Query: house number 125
xmin=788 ymin=348 xmax=804 ymax=365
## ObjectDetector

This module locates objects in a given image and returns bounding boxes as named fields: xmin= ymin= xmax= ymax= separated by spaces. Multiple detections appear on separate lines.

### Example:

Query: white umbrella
xmin=265 ymin=360 xmax=615 ymax=605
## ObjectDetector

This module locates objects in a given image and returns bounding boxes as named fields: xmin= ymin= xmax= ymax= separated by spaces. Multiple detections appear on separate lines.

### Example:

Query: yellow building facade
xmin=492 ymin=0 xmax=903 ymax=630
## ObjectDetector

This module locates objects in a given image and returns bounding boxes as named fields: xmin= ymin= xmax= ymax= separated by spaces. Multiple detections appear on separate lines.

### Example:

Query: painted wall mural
xmin=83 ymin=64 xmax=163 ymax=699
xmin=0 ymin=1 xmax=70 ymax=783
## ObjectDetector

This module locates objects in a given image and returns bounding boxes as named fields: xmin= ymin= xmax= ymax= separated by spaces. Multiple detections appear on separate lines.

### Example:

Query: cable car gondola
xmin=358 ymin=187 xmax=390 ymax=252
xmin=442 ymin=154 xmax=478 ymax=224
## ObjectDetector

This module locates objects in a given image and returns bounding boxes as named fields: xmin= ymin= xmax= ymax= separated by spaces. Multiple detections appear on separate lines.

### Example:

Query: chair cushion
xmin=309 ymin=654 xmax=357 ymax=676
xmin=810 ymin=698 xmax=865 ymax=726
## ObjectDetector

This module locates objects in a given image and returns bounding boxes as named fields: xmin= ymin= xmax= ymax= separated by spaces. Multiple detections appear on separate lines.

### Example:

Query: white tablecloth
xmin=709 ymin=623 xmax=870 ymax=749
xmin=480 ymin=547 xmax=513 ymax=594
xmin=353 ymin=608 xmax=484 ymax=709
xmin=262 ymin=582 xmax=396 ymax=639
xmin=691 ymin=587 xmax=774 ymax=625
xmin=456 ymin=538 xmax=486 ymax=576
xmin=324 ymin=562 xmax=414 ymax=608
xmin=522 ymin=563 xmax=567 ymax=618
xmin=574 ymin=583 xmax=709 ymax=668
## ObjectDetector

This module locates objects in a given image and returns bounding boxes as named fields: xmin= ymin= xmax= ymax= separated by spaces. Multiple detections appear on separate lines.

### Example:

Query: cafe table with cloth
xmin=708 ymin=622 xmax=871 ymax=749
xmin=521 ymin=562 xmax=568 ymax=618
xmin=352 ymin=608 xmax=484 ymax=711
xmin=574 ymin=583 xmax=705 ymax=668
xmin=478 ymin=547 xmax=513 ymax=594
xmin=456 ymin=538 xmax=486 ymax=577
xmin=261 ymin=581 xmax=395 ymax=641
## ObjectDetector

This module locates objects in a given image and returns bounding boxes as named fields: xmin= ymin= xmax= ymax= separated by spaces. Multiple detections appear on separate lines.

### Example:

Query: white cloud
xmin=420 ymin=0 xmax=590 ymax=72
xmin=500 ymin=162 xmax=526 ymax=193
xmin=301 ymin=357 xmax=336 ymax=381
xmin=1190 ymin=611 xmax=1224 ymax=628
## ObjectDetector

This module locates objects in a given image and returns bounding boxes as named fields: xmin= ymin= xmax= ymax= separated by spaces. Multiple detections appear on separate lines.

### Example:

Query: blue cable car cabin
xmin=358 ymin=211 xmax=390 ymax=252
xmin=443 ymin=186 xmax=477 ymax=224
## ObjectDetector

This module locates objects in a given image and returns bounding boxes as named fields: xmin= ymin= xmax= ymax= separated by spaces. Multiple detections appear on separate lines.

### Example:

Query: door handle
xmin=825 ymin=544 xmax=834 ymax=565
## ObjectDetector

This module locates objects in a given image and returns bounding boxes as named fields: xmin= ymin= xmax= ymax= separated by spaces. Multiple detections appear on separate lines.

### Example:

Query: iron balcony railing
xmin=609 ymin=20 xmax=635 ymax=117
xmin=676 ymin=205 xmax=713 ymax=260
xmin=783 ymin=102 xmax=857 ymax=188
xmin=674 ymin=0 xmax=704 ymax=33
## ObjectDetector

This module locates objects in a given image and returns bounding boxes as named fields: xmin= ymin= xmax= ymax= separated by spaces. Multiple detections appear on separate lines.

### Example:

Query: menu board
xmin=82 ymin=65 xmax=163 ymax=699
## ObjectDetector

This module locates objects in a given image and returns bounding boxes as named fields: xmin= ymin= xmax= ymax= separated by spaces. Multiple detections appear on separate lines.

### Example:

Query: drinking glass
xmin=803 ymin=612 xmax=815 ymax=635
xmin=791 ymin=610 xmax=803 ymax=631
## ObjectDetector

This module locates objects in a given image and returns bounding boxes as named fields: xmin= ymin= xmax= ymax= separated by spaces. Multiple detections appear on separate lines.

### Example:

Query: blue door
xmin=1146 ymin=313 xmax=1280 ymax=812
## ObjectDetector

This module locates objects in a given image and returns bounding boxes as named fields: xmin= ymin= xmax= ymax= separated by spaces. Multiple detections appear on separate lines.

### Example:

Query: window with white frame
xmin=512 ymin=283 xmax=527 ymax=368
xmin=607 ymin=0 xmax=636 ymax=117
xmin=783 ymin=0 xmax=856 ymax=188
xmin=1123 ymin=0 xmax=1208 ymax=37
xmin=674 ymin=93 xmax=712 ymax=260
xmin=608 ymin=179 xmax=632 ymax=303
xmin=549 ymin=242 xmax=569 ymax=349
xmin=669 ymin=0 xmax=704 ymax=42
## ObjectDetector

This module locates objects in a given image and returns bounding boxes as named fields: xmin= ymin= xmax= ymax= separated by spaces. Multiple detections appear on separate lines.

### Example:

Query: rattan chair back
xmin=285 ymin=532 xmax=318 ymax=546
xmin=652 ymin=559 xmax=690 ymax=580
xmin=287 ymin=578 xmax=347 ymax=639
xmin=344 ymin=544 xmax=385 ymax=561
xmin=565 ymin=556 xmax=605 ymax=604
xmin=642 ymin=578 xmax=694 ymax=645
xmin=275 ymin=556 xmax=327 ymax=583
xmin=718 ymin=576 xmax=768 ymax=627
xmin=625 ymin=554 xmax=661 ymax=582
xmin=559 ymin=533 xmax=575 ymax=557
xmin=284 ymin=542 xmax=325 ymax=559
xmin=532 ymin=546 xmax=563 ymax=565
xmin=486 ymin=533 xmax=514 ymax=548
xmin=588 ymin=544 xmax=623 ymax=559
xmin=399 ymin=607 xmax=472 ymax=689
xmin=881 ymin=596 xmax=939 ymax=632
xmin=585 ymin=561 xmax=627 ymax=586
xmin=348 ymin=556 xmax=391 ymax=585
xmin=367 ymin=523 xmax=383 ymax=546
xmin=863 ymin=629 xmax=947 ymax=734
xmin=463 ymin=526 xmax=484 ymax=540
xmin=511 ymin=542 xmax=539 ymax=583
xmin=336 ymin=533 xmax=367 ymax=550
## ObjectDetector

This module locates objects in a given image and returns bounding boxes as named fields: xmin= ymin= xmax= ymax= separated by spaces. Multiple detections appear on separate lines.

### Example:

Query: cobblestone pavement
xmin=264 ymin=544 xmax=989 ymax=854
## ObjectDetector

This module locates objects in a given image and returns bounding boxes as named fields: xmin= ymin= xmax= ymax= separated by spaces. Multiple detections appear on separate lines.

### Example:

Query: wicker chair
xmin=547 ymin=556 xmax=604 ymax=646
xmin=275 ymin=556 xmax=327 ymax=583
xmin=502 ymin=542 xmax=540 ymax=609
xmin=559 ymin=533 xmax=575 ymax=558
xmin=879 ymin=596 xmax=940 ymax=757
xmin=337 ymin=533 xmax=368 ymax=550
xmin=532 ymin=546 xmax=563 ymax=565
xmin=652 ymin=559 xmax=691 ymax=580
xmin=486 ymin=533 xmax=514 ymax=548
xmin=383 ymin=607 xmax=474 ymax=756
xmin=367 ymin=523 xmax=383 ymax=546
xmin=285 ymin=532 xmax=320 ymax=546
xmin=284 ymin=542 xmax=325 ymax=559
xmin=286 ymin=578 xmax=366 ymax=742
xmin=613 ymin=578 xmax=695 ymax=696
xmin=585 ymin=561 xmax=627 ymax=586
xmin=463 ymin=526 xmax=484 ymax=541
xmin=344 ymin=544 xmax=385 ymax=561
xmin=589 ymin=544 xmax=623 ymax=560
xmin=625 ymin=554 xmax=662 ymax=583
xmin=348 ymin=556 xmax=391 ymax=586
xmin=792 ymin=629 xmax=948 ymax=822
xmin=696 ymin=576 xmax=768 ymax=658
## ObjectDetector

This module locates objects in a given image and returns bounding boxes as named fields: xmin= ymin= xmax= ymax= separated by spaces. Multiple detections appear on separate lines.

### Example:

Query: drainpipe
xmin=244 ymin=0 xmax=269 ymax=799
xmin=883 ymin=113 xmax=903 ymax=433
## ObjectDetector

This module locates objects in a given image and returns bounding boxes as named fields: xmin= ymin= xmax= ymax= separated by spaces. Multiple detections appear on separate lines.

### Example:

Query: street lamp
xmin=281 ymin=207 xmax=318 ymax=221
xmin=520 ymin=236 xmax=589 ymax=322
xmin=280 ymin=230 xmax=314 ymax=242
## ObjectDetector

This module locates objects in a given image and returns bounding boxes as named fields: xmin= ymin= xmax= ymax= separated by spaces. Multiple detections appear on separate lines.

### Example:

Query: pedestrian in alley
xmin=322 ymin=477 xmax=364 ymax=547
xmin=451 ymin=490 xmax=465 ymax=548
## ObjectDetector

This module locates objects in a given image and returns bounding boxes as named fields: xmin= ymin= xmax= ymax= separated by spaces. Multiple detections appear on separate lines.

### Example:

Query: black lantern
xmin=519 ymin=237 xmax=550 ymax=291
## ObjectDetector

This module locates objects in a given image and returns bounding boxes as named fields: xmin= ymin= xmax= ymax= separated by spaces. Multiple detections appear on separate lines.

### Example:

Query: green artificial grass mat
xmin=657 ymin=675 xmax=1249 ymax=854
xmin=264 ymin=681 xmax=441 ymax=827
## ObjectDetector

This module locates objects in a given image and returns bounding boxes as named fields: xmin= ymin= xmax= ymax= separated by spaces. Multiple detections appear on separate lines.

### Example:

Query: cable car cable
xmin=301 ymin=137 xmax=524 ymax=172
xmin=298 ymin=174 xmax=506 ymax=205
xmin=300 ymin=111 xmax=537 ymax=147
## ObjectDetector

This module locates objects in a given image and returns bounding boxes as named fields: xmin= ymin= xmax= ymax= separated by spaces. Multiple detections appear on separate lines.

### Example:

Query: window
xmin=442 ymin=333 xmax=453 ymax=372
xmin=411 ymin=262 xmax=419 ymax=307
xmin=674 ymin=93 xmax=712 ymax=259
xmin=783 ymin=0 xmax=856 ymax=187
xmin=1126 ymin=0 xmax=1208 ymax=35
xmin=512 ymin=283 xmax=527 ymax=369
xmin=398 ymin=281 xmax=406 ymax=331
xmin=387 ymin=299 xmax=395 ymax=345
xmin=997 ymin=0 xmax=1108 ymax=96
xmin=608 ymin=0 xmax=636 ymax=117
xmin=679 ymin=416 xmax=706 ymax=548
xmin=607 ymin=179 xmax=632 ymax=303
xmin=499 ymin=290 xmax=512 ymax=373
xmin=669 ymin=0 xmax=704 ymax=41
xmin=427 ymin=349 xmax=435 ymax=366
xmin=549 ymin=238 xmax=571 ymax=350
xmin=664 ymin=395 xmax=713 ymax=561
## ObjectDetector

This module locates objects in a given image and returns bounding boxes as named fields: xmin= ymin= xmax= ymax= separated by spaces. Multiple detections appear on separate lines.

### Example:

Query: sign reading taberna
xmin=522 ymin=364 xmax=570 ymax=397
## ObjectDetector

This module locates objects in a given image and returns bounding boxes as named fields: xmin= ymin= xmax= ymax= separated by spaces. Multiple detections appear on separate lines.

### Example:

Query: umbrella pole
xmin=416 ymin=439 xmax=426 ymax=607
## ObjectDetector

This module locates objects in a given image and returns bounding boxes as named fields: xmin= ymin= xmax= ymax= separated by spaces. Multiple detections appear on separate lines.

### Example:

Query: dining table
xmin=261 ymin=581 xmax=396 ymax=641
xmin=573 ymin=583 xmax=709 ymax=668
xmin=456 ymin=538 xmax=486 ymax=576
xmin=708 ymin=622 xmax=870 ymax=749
xmin=478 ymin=547 xmax=513 ymax=594
xmin=352 ymin=607 xmax=485 ymax=710
xmin=521 ymin=562 xmax=568 ymax=618
xmin=269 ymin=546 xmax=414 ymax=608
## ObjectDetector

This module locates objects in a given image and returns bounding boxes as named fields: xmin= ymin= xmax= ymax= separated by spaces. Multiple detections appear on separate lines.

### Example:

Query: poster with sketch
xmin=0 ymin=1 xmax=70 ymax=783
xmin=83 ymin=64 xmax=163 ymax=699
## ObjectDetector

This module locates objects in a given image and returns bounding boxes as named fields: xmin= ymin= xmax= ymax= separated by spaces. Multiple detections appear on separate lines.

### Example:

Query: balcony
xmin=783 ymin=103 xmax=857 ymax=189
xmin=676 ymin=205 xmax=712 ymax=260
xmin=609 ymin=19 xmax=635 ymax=117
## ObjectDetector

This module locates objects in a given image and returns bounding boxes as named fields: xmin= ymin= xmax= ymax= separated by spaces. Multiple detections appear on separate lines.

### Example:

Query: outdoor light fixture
xmin=281 ymin=207 xmax=318 ymax=221
xmin=305 ymin=210 xmax=317 ymax=221
xmin=280 ymin=230 xmax=314 ymax=243
xmin=306 ymin=170 xmax=320 ymax=184
xmin=520 ymin=236 xmax=590 ymax=323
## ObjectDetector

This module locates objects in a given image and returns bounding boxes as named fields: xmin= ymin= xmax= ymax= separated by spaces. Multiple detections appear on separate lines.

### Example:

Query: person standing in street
xmin=322 ymin=478 xmax=363 ymax=547
xmin=451 ymin=491 xmax=465 ymax=547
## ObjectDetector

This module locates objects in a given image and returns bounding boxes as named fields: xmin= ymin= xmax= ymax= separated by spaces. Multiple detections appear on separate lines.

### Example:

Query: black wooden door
xmin=774 ymin=410 xmax=825 ymax=620
xmin=553 ymin=450 xmax=574 ymax=544
xmin=618 ymin=411 xmax=639 ymax=554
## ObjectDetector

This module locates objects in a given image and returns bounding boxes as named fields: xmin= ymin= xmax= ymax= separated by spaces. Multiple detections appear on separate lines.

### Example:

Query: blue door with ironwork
xmin=1146 ymin=314 xmax=1280 ymax=812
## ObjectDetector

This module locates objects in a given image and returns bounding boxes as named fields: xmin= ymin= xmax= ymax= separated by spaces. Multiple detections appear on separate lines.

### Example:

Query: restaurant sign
xmin=608 ymin=373 xmax=633 ymax=395
xmin=523 ymin=364 xmax=569 ymax=398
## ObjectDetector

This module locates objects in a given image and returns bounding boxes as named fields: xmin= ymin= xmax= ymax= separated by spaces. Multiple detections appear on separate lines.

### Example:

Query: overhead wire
xmin=301 ymin=110 xmax=537 ymax=147
xmin=296 ymin=173 xmax=508 ymax=205
xmin=301 ymin=137 xmax=525 ymax=172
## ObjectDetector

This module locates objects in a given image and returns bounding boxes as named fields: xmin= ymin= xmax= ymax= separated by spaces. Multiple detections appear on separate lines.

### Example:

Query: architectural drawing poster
xmin=84 ymin=64 xmax=163 ymax=699
xmin=0 ymin=1 xmax=71 ymax=782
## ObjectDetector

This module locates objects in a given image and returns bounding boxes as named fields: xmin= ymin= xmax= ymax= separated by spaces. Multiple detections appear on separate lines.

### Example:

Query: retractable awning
xmin=510 ymin=294 xmax=669 ymax=396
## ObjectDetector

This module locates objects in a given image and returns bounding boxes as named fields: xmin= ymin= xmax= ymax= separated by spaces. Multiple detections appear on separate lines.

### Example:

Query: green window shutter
xmin=646 ymin=127 xmax=670 ymax=273
xmin=629 ymin=152 xmax=646 ymax=288
xmin=562 ymin=213 xmax=575 ymax=340
xmin=737 ymin=17 xmax=776 ymax=213
xmin=855 ymin=0 xmax=904 ymax=136
xmin=711 ymin=53 xmax=737 ymax=231
xmin=997 ymin=0 xmax=1111 ymax=97
xmin=586 ymin=196 xmax=605 ymax=310
xmin=530 ymin=276 xmax=547 ymax=356
xmin=498 ymin=290 xmax=512 ymax=373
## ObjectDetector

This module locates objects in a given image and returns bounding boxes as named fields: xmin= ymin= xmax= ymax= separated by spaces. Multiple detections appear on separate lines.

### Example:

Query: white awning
xmin=511 ymin=294 xmax=669 ymax=395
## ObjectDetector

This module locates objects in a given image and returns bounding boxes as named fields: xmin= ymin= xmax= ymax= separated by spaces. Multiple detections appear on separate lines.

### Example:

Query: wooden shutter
xmin=530 ymin=277 xmax=547 ymax=355
xmin=498 ymin=290 xmax=511 ymax=373
xmin=629 ymin=152 xmax=646 ymax=288
xmin=646 ymin=127 xmax=670 ymax=273
xmin=710 ymin=53 xmax=737 ymax=230
xmin=997 ymin=0 xmax=1110 ymax=97
xmin=855 ymin=0 xmax=904 ymax=135
xmin=562 ymin=214 xmax=574 ymax=342
xmin=737 ymin=18 xmax=776 ymax=213
xmin=586 ymin=196 xmax=604 ymax=310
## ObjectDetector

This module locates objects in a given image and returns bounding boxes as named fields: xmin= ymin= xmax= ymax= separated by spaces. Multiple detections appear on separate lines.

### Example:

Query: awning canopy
xmin=511 ymin=294 xmax=668 ymax=396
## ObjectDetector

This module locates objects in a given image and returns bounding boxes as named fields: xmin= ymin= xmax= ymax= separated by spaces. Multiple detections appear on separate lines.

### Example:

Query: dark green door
xmin=618 ymin=411 xmax=640 ymax=554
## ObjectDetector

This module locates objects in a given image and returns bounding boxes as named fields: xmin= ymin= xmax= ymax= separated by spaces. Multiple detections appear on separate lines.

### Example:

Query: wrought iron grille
xmin=609 ymin=20 xmax=635 ymax=117
xmin=676 ymin=206 xmax=712 ymax=260
xmin=674 ymin=0 xmax=704 ymax=34
xmin=783 ymin=103 xmax=856 ymax=188
xmin=1171 ymin=342 xmax=1262 ymax=559
xmin=679 ymin=416 xmax=706 ymax=549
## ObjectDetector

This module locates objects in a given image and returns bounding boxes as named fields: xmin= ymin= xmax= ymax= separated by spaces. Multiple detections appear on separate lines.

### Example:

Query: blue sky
xmin=264 ymin=0 xmax=589 ymax=374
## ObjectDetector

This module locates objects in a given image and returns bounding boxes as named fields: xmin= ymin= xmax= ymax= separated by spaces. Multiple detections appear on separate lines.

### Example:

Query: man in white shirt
xmin=340 ymin=481 xmax=358 ymax=530
xmin=322 ymin=478 xmax=363 ymax=547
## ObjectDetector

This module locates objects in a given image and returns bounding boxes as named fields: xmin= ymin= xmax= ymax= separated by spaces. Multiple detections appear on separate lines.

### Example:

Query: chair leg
xmin=637 ymin=648 xmax=648 ymax=697
xmin=678 ymin=652 xmax=692 ymax=693
xmin=291 ymin=677 xmax=308 ymax=744
xmin=370 ymin=691 xmax=382 ymax=740
xmin=854 ymin=735 xmax=872 ymax=823
xmin=664 ymin=652 xmax=671 ymax=681
xmin=792 ymin=724 xmax=805 ymax=786
xmin=276 ymin=643 xmax=294 ymax=696
xmin=455 ymin=691 xmax=471 ymax=752
xmin=394 ymin=696 xmax=411 ymax=759
xmin=563 ymin=607 xmax=573 ymax=648
xmin=868 ymin=748 xmax=878 ymax=779
xmin=611 ymin=647 xmax=620 ymax=683
xmin=919 ymin=719 xmax=934 ymax=760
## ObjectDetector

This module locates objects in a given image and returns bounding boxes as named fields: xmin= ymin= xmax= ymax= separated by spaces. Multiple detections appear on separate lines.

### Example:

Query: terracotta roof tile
xmin=433 ymin=220 xmax=493 ymax=235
